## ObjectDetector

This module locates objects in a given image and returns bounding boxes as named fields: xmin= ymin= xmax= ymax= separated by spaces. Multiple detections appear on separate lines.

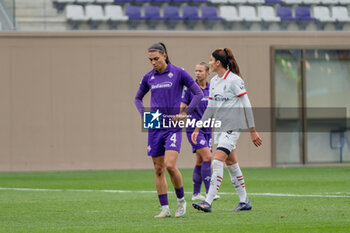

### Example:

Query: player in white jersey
xmin=191 ymin=48 xmax=262 ymax=213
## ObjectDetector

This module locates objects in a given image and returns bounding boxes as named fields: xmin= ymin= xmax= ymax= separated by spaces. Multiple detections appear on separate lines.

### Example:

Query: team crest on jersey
xmin=223 ymin=85 xmax=227 ymax=91
xmin=200 ymin=139 xmax=206 ymax=145
xmin=151 ymin=76 xmax=155 ymax=80
xmin=168 ymin=72 xmax=174 ymax=78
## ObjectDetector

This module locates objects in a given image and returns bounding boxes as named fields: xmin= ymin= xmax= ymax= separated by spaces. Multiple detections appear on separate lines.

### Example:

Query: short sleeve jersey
xmin=182 ymin=81 xmax=211 ymax=134
xmin=139 ymin=63 xmax=195 ymax=117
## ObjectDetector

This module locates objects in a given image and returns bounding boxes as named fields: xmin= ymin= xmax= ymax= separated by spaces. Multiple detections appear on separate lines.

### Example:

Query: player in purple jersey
xmin=180 ymin=62 xmax=219 ymax=202
xmin=134 ymin=43 xmax=203 ymax=218
xmin=191 ymin=48 xmax=262 ymax=213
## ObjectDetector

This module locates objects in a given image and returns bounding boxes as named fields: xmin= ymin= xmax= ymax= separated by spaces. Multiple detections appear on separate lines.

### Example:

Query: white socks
xmin=227 ymin=163 xmax=248 ymax=203
xmin=162 ymin=205 xmax=169 ymax=211
xmin=205 ymin=159 xmax=224 ymax=205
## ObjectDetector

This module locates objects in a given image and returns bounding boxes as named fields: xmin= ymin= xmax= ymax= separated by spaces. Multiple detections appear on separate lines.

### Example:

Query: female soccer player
xmin=192 ymin=48 xmax=262 ymax=212
xmin=180 ymin=62 xmax=219 ymax=201
xmin=134 ymin=42 xmax=203 ymax=218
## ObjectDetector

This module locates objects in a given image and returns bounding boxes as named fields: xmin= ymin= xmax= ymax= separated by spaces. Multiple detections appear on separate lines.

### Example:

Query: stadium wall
xmin=0 ymin=32 xmax=349 ymax=172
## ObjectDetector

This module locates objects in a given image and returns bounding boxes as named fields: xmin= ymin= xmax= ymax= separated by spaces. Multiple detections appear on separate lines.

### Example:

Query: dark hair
xmin=212 ymin=48 xmax=242 ymax=77
xmin=148 ymin=42 xmax=170 ymax=64
xmin=198 ymin=62 xmax=210 ymax=72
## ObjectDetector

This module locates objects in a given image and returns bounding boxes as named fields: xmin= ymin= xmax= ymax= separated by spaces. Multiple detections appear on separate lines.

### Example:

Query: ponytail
xmin=224 ymin=48 xmax=241 ymax=77
xmin=212 ymin=48 xmax=242 ymax=78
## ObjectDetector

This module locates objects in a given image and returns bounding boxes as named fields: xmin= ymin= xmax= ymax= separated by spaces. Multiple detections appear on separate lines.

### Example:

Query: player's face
xmin=209 ymin=55 xmax=219 ymax=72
xmin=148 ymin=52 xmax=167 ymax=72
xmin=195 ymin=65 xmax=209 ymax=82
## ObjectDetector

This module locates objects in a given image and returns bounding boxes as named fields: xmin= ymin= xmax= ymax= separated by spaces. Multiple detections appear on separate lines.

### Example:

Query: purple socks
xmin=175 ymin=187 xmax=184 ymax=199
xmin=158 ymin=194 xmax=168 ymax=206
xmin=192 ymin=165 xmax=202 ymax=195
xmin=201 ymin=161 xmax=212 ymax=194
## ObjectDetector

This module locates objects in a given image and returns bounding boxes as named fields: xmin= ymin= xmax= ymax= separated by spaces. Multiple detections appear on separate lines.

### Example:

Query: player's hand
xmin=191 ymin=128 xmax=199 ymax=145
xmin=250 ymin=128 xmax=262 ymax=147
xmin=171 ymin=112 xmax=188 ymax=122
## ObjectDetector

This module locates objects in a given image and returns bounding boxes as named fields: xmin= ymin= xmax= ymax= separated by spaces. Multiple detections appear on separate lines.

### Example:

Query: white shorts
xmin=214 ymin=131 xmax=240 ymax=155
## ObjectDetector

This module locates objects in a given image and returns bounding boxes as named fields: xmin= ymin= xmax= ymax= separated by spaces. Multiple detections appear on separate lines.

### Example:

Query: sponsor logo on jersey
xmin=151 ymin=81 xmax=173 ymax=89
xmin=201 ymin=96 xmax=209 ymax=101
xmin=213 ymin=94 xmax=230 ymax=101
xmin=170 ymin=143 xmax=176 ymax=148
xmin=147 ymin=145 xmax=151 ymax=153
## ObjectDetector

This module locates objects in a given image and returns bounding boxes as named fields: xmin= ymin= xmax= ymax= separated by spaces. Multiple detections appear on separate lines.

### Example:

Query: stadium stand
xmin=295 ymin=6 xmax=317 ymax=30
xmin=313 ymin=6 xmax=335 ymax=30
xmin=163 ymin=6 xmax=183 ymax=29
xmin=239 ymin=5 xmax=261 ymax=30
xmin=66 ymin=4 xmax=88 ymax=29
xmin=105 ymin=5 xmax=128 ymax=29
xmin=6 ymin=0 xmax=350 ymax=31
xmin=258 ymin=5 xmax=280 ymax=30
xmin=202 ymin=6 xmax=223 ymax=30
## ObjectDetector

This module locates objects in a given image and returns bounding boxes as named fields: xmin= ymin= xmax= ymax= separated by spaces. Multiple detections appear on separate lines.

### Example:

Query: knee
xmin=154 ymin=164 xmax=165 ymax=177
xmin=165 ymin=161 xmax=176 ymax=173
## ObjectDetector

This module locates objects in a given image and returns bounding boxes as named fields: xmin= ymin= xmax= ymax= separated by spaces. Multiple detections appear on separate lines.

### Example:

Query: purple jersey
xmin=182 ymin=81 xmax=211 ymax=134
xmin=139 ymin=64 xmax=195 ymax=117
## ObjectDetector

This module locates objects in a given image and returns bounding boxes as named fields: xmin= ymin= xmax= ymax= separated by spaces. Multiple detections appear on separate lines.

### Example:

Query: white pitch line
xmin=0 ymin=187 xmax=350 ymax=198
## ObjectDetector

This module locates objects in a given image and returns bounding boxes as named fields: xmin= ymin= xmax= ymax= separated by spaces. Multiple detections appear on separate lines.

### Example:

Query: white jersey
xmin=201 ymin=70 xmax=251 ymax=132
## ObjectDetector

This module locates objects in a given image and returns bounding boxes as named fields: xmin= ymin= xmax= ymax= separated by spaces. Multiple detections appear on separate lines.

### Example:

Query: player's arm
xmin=233 ymin=79 xmax=262 ymax=147
xmin=134 ymin=75 xmax=150 ymax=116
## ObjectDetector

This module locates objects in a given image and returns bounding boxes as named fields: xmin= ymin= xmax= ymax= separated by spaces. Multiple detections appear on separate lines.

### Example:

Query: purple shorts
xmin=186 ymin=131 xmax=212 ymax=153
xmin=147 ymin=130 xmax=182 ymax=157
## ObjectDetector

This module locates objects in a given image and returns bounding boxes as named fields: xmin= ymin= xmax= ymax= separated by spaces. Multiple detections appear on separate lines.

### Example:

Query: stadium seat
xmin=53 ymin=0 xmax=75 ymax=13
xmin=105 ymin=5 xmax=128 ymax=29
xmin=258 ymin=6 xmax=280 ymax=30
xmin=313 ymin=6 xmax=335 ymax=30
xmin=283 ymin=0 xmax=302 ymax=4
xmin=66 ymin=5 xmax=88 ymax=29
xmin=172 ymin=0 xmax=190 ymax=4
xmin=302 ymin=0 xmax=321 ymax=4
xmin=96 ymin=0 xmax=115 ymax=4
xmin=247 ymin=0 xmax=265 ymax=4
xmin=76 ymin=0 xmax=95 ymax=4
xmin=265 ymin=0 xmax=284 ymax=4
xmin=295 ymin=6 xmax=317 ymax=30
xmin=125 ymin=6 xmax=145 ymax=29
xmin=153 ymin=0 xmax=172 ymax=4
xmin=320 ymin=0 xmax=338 ymax=4
xmin=191 ymin=0 xmax=209 ymax=4
xmin=144 ymin=6 xmax=163 ymax=29
xmin=239 ymin=5 xmax=261 ymax=29
xmin=202 ymin=6 xmax=223 ymax=30
xmin=183 ymin=6 xmax=202 ymax=30
xmin=86 ymin=5 xmax=108 ymax=29
xmin=209 ymin=0 xmax=229 ymax=4
xmin=115 ymin=0 xmax=133 ymax=4
xmin=227 ymin=0 xmax=248 ymax=3
xmin=163 ymin=6 xmax=183 ymax=29
xmin=219 ymin=5 xmax=242 ymax=29
xmin=338 ymin=0 xmax=350 ymax=4
xmin=134 ymin=0 xmax=152 ymax=4
xmin=331 ymin=6 xmax=350 ymax=30
xmin=277 ymin=6 xmax=296 ymax=30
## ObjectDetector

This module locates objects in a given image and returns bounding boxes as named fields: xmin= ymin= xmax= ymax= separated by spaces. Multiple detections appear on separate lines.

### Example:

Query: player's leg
xmin=164 ymin=131 xmax=186 ymax=217
xmin=152 ymin=156 xmax=172 ymax=218
xmin=148 ymin=130 xmax=171 ymax=218
xmin=226 ymin=149 xmax=252 ymax=211
xmin=192 ymin=153 xmax=205 ymax=201
xmin=187 ymin=131 xmax=204 ymax=200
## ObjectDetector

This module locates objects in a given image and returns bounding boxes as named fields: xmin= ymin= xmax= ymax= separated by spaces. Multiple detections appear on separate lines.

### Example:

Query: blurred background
xmin=0 ymin=0 xmax=349 ymax=172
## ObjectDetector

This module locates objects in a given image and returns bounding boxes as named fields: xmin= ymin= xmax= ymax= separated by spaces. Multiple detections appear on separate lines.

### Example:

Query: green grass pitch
xmin=0 ymin=166 xmax=349 ymax=233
